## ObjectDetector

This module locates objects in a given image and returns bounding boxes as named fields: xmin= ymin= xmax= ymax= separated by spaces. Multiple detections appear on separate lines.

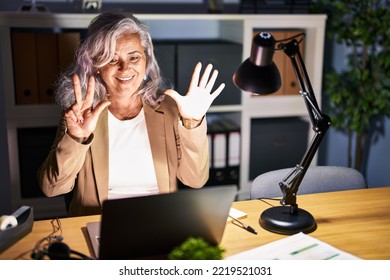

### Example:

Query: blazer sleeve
xmin=176 ymin=117 xmax=209 ymax=188
xmin=37 ymin=117 xmax=93 ymax=197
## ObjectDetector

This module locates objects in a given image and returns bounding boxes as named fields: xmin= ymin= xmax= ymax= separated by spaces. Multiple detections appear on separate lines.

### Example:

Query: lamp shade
xmin=233 ymin=32 xmax=281 ymax=95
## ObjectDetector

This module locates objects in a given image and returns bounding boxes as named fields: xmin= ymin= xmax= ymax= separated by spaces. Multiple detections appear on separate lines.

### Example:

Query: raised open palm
xmin=164 ymin=63 xmax=225 ymax=121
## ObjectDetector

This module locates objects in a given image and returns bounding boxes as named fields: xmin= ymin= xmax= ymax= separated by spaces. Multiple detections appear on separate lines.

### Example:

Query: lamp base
xmin=259 ymin=206 xmax=317 ymax=235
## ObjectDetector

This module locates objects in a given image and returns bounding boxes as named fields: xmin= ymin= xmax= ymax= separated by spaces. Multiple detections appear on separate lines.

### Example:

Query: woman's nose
xmin=119 ymin=61 xmax=131 ymax=71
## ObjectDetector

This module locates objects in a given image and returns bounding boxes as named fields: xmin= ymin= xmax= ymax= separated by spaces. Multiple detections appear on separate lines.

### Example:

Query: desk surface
xmin=1 ymin=187 xmax=390 ymax=260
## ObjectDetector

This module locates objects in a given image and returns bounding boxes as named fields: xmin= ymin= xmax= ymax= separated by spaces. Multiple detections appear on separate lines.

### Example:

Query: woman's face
xmin=99 ymin=33 xmax=147 ymax=98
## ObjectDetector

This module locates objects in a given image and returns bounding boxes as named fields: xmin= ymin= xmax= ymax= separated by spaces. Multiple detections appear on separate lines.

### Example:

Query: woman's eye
xmin=129 ymin=55 xmax=141 ymax=63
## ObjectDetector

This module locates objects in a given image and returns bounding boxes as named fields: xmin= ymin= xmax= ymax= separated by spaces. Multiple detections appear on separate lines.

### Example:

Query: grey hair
xmin=55 ymin=12 xmax=166 ymax=110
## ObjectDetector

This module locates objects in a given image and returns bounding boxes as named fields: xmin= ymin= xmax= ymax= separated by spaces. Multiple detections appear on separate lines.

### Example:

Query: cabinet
xmin=11 ymin=30 xmax=80 ymax=105
xmin=0 ymin=13 xmax=326 ymax=218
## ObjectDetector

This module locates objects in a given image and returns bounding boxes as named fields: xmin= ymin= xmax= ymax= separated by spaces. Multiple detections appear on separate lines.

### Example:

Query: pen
xmin=228 ymin=215 xmax=258 ymax=235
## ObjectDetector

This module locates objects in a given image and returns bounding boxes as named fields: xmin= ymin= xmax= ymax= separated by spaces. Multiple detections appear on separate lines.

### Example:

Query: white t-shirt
xmin=107 ymin=109 xmax=159 ymax=200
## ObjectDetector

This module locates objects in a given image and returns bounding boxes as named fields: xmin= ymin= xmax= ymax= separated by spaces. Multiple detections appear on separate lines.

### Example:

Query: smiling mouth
xmin=116 ymin=76 xmax=133 ymax=81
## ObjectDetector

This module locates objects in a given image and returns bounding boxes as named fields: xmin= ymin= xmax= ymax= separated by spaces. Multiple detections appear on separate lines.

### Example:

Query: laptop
xmin=86 ymin=185 xmax=237 ymax=259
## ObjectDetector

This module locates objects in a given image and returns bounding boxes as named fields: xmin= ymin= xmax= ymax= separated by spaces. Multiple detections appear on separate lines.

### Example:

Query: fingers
xmin=64 ymin=107 xmax=79 ymax=124
xmin=190 ymin=63 xmax=221 ymax=93
xmin=72 ymin=74 xmax=82 ymax=107
xmin=93 ymin=100 xmax=111 ymax=117
xmin=71 ymin=74 xmax=84 ymax=122
xmin=71 ymin=74 xmax=97 ymax=123
xmin=211 ymin=83 xmax=225 ymax=101
xmin=198 ymin=63 xmax=213 ymax=88
xmin=205 ymin=68 xmax=219 ymax=92
xmin=188 ymin=62 xmax=202 ymax=92
xmin=73 ymin=75 xmax=95 ymax=111
xmin=83 ymin=76 xmax=95 ymax=110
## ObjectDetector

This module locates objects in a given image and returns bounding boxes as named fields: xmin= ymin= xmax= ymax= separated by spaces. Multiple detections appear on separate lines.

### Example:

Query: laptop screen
xmin=87 ymin=185 xmax=237 ymax=259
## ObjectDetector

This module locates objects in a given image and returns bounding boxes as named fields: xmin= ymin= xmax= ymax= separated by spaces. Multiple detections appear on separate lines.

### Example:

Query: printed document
xmin=226 ymin=232 xmax=360 ymax=260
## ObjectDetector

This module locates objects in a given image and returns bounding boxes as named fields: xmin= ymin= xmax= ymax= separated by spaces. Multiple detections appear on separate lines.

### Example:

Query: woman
xmin=38 ymin=12 xmax=225 ymax=216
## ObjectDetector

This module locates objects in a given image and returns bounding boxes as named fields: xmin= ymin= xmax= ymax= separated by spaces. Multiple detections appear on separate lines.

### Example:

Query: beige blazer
xmin=38 ymin=96 xmax=209 ymax=216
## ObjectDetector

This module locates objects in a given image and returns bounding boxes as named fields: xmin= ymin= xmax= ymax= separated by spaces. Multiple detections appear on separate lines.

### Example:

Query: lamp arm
xmin=278 ymin=39 xmax=331 ymax=208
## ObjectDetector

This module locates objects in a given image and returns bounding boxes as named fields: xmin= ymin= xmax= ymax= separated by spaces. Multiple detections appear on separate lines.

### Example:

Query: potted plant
xmin=168 ymin=237 xmax=225 ymax=260
xmin=311 ymin=0 xmax=390 ymax=172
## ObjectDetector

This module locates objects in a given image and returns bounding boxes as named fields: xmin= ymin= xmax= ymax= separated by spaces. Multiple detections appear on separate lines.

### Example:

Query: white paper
xmin=213 ymin=133 xmax=226 ymax=168
xmin=225 ymin=232 xmax=360 ymax=260
xmin=227 ymin=207 xmax=247 ymax=223
xmin=228 ymin=131 xmax=240 ymax=166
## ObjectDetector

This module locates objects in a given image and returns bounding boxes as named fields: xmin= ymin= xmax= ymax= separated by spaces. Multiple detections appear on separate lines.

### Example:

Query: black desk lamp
xmin=233 ymin=32 xmax=331 ymax=235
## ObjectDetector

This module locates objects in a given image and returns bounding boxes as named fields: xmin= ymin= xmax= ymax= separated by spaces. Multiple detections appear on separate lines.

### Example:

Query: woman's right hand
xmin=64 ymin=74 xmax=111 ymax=143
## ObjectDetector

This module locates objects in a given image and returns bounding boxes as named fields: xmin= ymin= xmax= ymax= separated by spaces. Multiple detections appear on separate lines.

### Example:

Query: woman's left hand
xmin=164 ymin=62 xmax=225 ymax=127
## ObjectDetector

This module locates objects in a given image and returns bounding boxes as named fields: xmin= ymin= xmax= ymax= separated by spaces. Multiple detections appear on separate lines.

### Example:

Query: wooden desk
xmin=223 ymin=186 xmax=390 ymax=260
xmin=1 ymin=187 xmax=390 ymax=260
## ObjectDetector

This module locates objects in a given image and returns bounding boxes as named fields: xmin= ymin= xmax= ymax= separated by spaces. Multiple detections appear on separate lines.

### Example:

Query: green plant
xmin=311 ymin=0 xmax=390 ymax=171
xmin=168 ymin=237 xmax=225 ymax=260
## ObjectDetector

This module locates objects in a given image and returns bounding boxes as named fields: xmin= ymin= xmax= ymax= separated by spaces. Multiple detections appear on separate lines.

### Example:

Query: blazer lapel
xmin=144 ymin=104 xmax=170 ymax=193
xmin=90 ymin=109 xmax=109 ymax=205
